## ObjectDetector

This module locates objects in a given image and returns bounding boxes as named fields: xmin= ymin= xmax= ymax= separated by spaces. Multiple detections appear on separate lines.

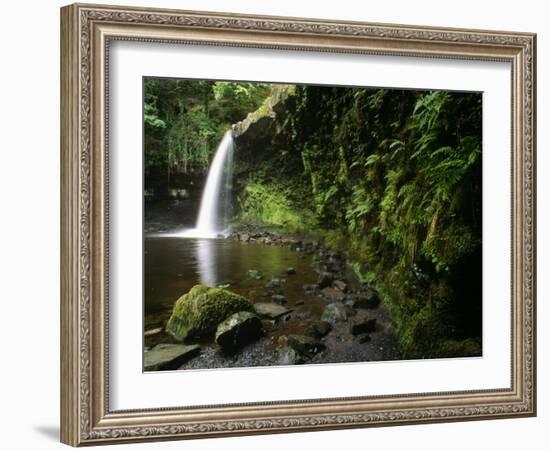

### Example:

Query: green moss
xmin=166 ymin=285 xmax=254 ymax=341
xmin=238 ymin=182 xmax=317 ymax=232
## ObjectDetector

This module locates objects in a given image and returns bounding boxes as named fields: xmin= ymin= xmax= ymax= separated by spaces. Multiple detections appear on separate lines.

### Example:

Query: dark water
xmin=144 ymin=236 xmax=326 ymax=347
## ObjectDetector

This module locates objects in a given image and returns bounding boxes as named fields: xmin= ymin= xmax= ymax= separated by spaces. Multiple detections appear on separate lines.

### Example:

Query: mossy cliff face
xmin=233 ymin=86 xmax=482 ymax=358
xmin=166 ymin=285 xmax=254 ymax=341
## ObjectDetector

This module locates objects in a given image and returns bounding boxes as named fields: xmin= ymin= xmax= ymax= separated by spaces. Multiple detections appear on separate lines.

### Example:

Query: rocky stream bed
xmin=144 ymin=227 xmax=401 ymax=371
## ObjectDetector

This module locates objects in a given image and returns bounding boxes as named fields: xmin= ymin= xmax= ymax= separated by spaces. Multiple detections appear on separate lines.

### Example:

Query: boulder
xmin=322 ymin=287 xmax=345 ymax=301
xmin=321 ymin=303 xmax=348 ymax=325
xmin=166 ymin=285 xmax=253 ymax=341
xmin=349 ymin=318 xmax=377 ymax=335
xmin=306 ymin=320 xmax=332 ymax=339
xmin=144 ymin=344 xmax=200 ymax=371
xmin=215 ymin=311 xmax=263 ymax=352
xmin=286 ymin=267 xmax=297 ymax=275
xmin=287 ymin=334 xmax=326 ymax=357
xmin=253 ymin=302 xmax=292 ymax=320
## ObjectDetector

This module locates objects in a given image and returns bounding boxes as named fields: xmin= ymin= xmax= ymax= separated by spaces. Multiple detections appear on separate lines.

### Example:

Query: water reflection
xmin=196 ymin=239 xmax=217 ymax=287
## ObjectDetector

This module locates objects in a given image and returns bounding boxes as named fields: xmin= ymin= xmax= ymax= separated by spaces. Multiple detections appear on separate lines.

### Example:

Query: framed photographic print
xmin=60 ymin=3 xmax=537 ymax=446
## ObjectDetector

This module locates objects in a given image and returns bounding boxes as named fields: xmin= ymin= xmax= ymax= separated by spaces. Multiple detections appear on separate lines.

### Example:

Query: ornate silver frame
xmin=60 ymin=3 xmax=536 ymax=446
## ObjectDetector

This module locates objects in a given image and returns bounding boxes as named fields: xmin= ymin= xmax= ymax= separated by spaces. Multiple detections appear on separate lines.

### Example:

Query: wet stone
xmin=277 ymin=346 xmax=305 ymax=365
xmin=253 ymin=302 xmax=292 ymax=320
xmin=332 ymin=280 xmax=347 ymax=292
xmin=317 ymin=272 xmax=334 ymax=289
xmin=265 ymin=277 xmax=285 ymax=289
xmin=353 ymin=289 xmax=381 ymax=309
xmin=322 ymin=287 xmax=345 ymax=302
xmin=321 ymin=303 xmax=348 ymax=325
xmin=287 ymin=334 xmax=326 ymax=357
xmin=144 ymin=344 xmax=201 ymax=371
xmin=350 ymin=318 xmax=377 ymax=335
xmin=215 ymin=311 xmax=263 ymax=352
xmin=306 ymin=320 xmax=332 ymax=339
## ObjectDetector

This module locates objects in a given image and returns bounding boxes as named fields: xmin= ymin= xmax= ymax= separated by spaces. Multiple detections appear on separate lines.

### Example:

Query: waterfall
xmin=179 ymin=130 xmax=234 ymax=239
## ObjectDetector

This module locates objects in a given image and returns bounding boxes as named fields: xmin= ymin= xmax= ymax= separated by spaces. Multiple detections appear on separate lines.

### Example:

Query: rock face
xmin=253 ymin=302 xmax=292 ymax=320
xmin=144 ymin=344 xmax=201 ymax=371
xmin=287 ymin=335 xmax=326 ymax=357
xmin=215 ymin=311 xmax=263 ymax=352
xmin=321 ymin=303 xmax=348 ymax=325
xmin=166 ymin=285 xmax=254 ymax=341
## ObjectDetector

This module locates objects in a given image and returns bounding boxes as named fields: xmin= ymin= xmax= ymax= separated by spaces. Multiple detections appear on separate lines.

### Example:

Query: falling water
xmin=179 ymin=130 xmax=234 ymax=239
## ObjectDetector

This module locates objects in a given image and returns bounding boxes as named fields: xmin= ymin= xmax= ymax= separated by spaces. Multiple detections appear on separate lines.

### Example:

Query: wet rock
xmin=323 ymin=260 xmax=343 ymax=273
xmin=253 ymin=302 xmax=292 ymax=320
xmin=321 ymin=303 xmax=348 ymax=325
xmin=332 ymin=280 xmax=347 ymax=292
xmin=277 ymin=346 xmax=305 ymax=365
xmin=240 ymin=233 xmax=250 ymax=242
xmin=286 ymin=267 xmax=297 ymax=275
xmin=353 ymin=289 xmax=381 ymax=309
xmin=317 ymin=272 xmax=334 ymax=288
xmin=215 ymin=311 xmax=263 ymax=352
xmin=358 ymin=334 xmax=372 ymax=344
xmin=303 ymin=283 xmax=317 ymax=292
xmin=349 ymin=318 xmax=377 ymax=335
xmin=287 ymin=335 xmax=326 ymax=357
xmin=322 ymin=287 xmax=345 ymax=302
xmin=246 ymin=269 xmax=263 ymax=280
xmin=144 ymin=327 xmax=163 ymax=337
xmin=166 ymin=285 xmax=254 ymax=341
xmin=265 ymin=277 xmax=285 ymax=289
xmin=272 ymin=294 xmax=286 ymax=304
xmin=144 ymin=344 xmax=201 ymax=371
xmin=294 ymin=300 xmax=305 ymax=306
xmin=306 ymin=320 xmax=332 ymax=339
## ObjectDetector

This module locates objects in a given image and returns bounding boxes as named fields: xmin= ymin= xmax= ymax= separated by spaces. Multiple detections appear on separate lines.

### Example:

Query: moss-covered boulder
xmin=166 ymin=285 xmax=254 ymax=341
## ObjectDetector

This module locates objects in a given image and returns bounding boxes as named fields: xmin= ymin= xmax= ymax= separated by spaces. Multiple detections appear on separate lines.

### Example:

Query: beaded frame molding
xmin=60 ymin=3 xmax=536 ymax=446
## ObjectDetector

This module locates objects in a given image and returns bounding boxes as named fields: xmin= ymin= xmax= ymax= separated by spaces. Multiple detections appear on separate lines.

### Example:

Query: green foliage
xmin=143 ymin=78 xmax=271 ymax=184
xmin=238 ymin=182 xmax=317 ymax=232
xmin=233 ymin=84 xmax=482 ymax=358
